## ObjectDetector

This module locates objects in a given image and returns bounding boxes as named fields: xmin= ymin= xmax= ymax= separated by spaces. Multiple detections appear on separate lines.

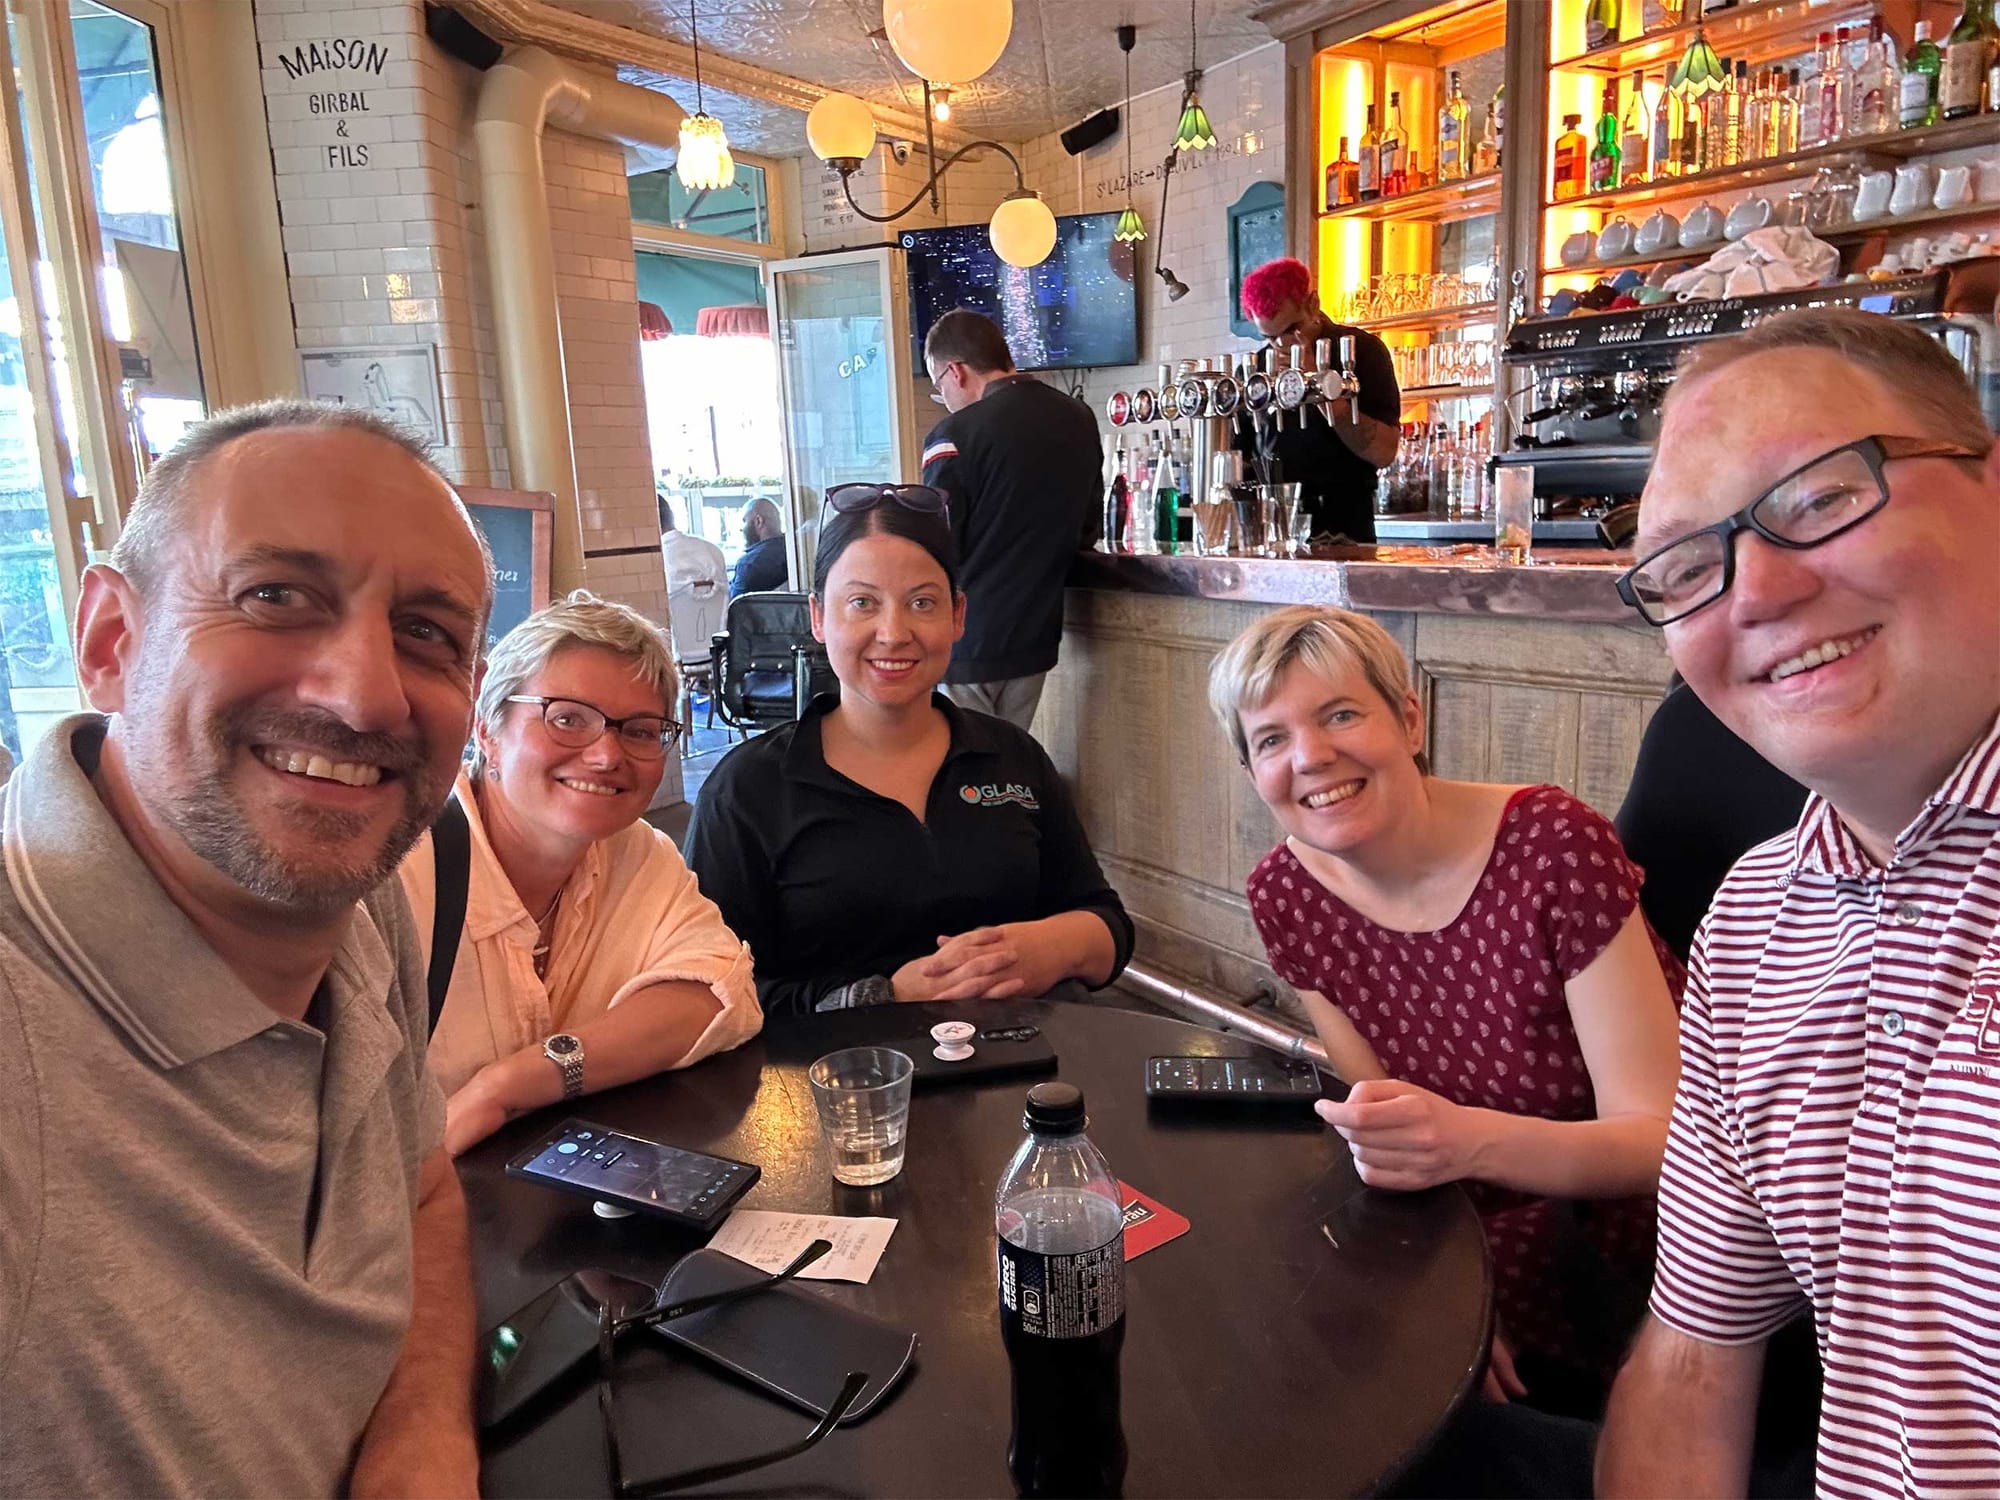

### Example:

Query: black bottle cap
xmin=1024 ymin=1082 xmax=1086 ymax=1134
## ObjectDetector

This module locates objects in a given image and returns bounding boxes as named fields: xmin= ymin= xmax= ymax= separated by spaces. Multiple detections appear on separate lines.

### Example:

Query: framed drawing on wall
xmin=1226 ymin=182 xmax=1286 ymax=338
xmin=457 ymin=488 xmax=554 ymax=653
xmin=299 ymin=345 xmax=447 ymax=448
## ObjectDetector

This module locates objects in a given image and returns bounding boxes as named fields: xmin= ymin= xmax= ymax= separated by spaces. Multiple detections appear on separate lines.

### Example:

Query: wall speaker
xmin=1060 ymin=107 xmax=1119 ymax=157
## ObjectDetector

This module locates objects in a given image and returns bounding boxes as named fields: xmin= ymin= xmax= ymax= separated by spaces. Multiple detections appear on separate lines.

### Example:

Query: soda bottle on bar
xmin=1100 ymin=443 xmax=1129 ymax=554
xmin=1151 ymin=438 xmax=1180 ymax=556
xmin=997 ymin=1083 xmax=1126 ymax=1499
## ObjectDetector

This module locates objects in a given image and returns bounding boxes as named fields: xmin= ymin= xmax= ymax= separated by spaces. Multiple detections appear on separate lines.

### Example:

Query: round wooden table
xmin=464 ymin=999 xmax=1491 ymax=1498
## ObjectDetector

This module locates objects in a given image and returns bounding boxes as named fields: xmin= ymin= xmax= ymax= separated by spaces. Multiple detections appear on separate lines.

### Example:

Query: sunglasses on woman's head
xmin=825 ymin=483 xmax=950 ymax=519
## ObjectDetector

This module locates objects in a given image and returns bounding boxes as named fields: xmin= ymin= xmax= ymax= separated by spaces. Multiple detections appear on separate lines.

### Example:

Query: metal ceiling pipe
xmin=1116 ymin=960 xmax=1333 ymax=1071
xmin=475 ymin=46 xmax=686 ymax=591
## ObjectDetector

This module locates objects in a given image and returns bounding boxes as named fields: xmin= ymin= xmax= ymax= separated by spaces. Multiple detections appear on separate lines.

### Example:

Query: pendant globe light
xmin=1172 ymin=0 xmax=1217 ymax=152
xmin=883 ymin=0 xmax=1012 ymax=88
xmin=1113 ymin=25 xmax=1145 ymax=243
xmin=676 ymin=0 xmax=736 ymax=192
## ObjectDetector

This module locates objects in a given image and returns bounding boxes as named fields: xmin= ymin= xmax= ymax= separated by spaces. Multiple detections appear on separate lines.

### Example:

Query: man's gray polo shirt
xmin=0 ymin=717 xmax=445 ymax=1497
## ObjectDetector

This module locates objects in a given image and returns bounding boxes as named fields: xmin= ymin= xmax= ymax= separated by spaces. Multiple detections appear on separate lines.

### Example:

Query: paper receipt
xmin=705 ymin=1210 xmax=899 ymax=1283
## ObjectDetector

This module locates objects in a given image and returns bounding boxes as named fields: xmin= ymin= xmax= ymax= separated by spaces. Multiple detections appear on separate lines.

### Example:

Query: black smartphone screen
xmin=480 ymin=1270 xmax=655 ymax=1431
xmin=506 ymin=1120 xmax=760 ymax=1227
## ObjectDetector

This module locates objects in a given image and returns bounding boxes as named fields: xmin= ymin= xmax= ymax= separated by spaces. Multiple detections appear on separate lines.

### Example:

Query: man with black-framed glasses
xmin=1599 ymin=309 xmax=2000 ymax=1499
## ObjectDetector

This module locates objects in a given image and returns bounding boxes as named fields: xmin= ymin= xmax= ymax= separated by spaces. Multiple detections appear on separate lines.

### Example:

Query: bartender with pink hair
xmin=1236 ymin=256 xmax=1401 ymax=544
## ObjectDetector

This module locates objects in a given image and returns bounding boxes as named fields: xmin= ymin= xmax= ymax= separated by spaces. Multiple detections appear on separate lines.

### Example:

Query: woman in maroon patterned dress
xmin=1209 ymin=605 xmax=1685 ymax=1415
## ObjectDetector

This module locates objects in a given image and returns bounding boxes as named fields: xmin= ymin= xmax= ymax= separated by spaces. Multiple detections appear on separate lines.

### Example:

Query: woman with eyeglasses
xmin=401 ymin=591 xmax=760 ymax=1155
xmin=1210 ymin=604 xmax=1684 ymax=1416
xmin=684 ymin=486 xmax=1134 ymax=1019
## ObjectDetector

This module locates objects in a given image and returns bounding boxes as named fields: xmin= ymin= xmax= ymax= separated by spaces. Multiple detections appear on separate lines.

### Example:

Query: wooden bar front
xmin=1040 ymin=552 xmax=1673 ymax=1008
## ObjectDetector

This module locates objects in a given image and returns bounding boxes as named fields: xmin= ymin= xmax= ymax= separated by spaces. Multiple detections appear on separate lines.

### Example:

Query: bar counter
xmin=1069 ymin=543 xmax=1639 ymax=624
xmin=1039 ymin=547 xmax=1674 ymax=1009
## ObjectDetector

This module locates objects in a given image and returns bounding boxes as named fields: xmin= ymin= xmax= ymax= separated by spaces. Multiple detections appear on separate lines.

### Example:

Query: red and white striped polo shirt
xmin=1652 ymin=712 xmax=2000 ymax=1498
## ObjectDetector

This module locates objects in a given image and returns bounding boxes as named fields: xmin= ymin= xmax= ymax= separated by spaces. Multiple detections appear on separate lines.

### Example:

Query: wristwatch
xmin=543 ymin=1032 xmax=585 ymax=1099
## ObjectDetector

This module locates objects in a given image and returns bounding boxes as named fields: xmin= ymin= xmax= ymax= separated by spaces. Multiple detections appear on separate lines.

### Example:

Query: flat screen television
xmin=901 ymin=211 xmax=1138 ymax=372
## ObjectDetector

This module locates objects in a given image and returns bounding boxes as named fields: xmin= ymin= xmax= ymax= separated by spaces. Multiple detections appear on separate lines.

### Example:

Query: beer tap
xmin=1207 ymin=356 xmax=1241 ymax=423
xmin=1273 ymin=346 xmax=1310 ymax=431
xmin=1175 ymin=359 xmax=1210 ymax=422
xmin=1154 ymin=362 xmax=1180 ymax=426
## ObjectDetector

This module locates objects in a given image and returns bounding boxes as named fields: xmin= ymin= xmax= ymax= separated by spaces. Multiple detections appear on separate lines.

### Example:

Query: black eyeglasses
xmin=1617 ymin=433 xmax=1989 ymax=626
xmin=594 ymin=1239 xmax=870 ymax=1495
xmin=506 ymin=695 xmax=681 ymax=760
xmin=825 ymin=483 xmax=950 ymax=519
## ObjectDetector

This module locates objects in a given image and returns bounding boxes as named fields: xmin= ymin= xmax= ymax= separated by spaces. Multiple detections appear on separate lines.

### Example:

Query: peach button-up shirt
xmin=400 ymin=772 xmax=761 ymax=1096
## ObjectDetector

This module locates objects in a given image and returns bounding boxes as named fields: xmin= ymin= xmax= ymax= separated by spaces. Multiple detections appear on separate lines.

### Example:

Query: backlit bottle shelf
xmin=1551 ymin=0 xmax=1881 ymax=77
xmin=1319 ymin=172 xmax=1502 ymax=226
xmin=1354 ymin=300 xmax=1499 ymax=333
xmin=1545 ymin=111 xmax=2000 ymax=215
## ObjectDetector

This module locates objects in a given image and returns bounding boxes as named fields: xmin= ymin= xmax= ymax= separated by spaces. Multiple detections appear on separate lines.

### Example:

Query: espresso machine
xmin=1496 ymin=269 xmax=1994 ymax=541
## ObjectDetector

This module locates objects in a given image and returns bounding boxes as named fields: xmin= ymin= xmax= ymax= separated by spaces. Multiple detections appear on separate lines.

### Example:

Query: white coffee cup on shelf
xmin=1935 ymin=164 xmax=1974 ymax=212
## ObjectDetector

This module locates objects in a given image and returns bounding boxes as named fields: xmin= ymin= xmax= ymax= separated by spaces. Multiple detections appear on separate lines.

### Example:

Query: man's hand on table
xmin=892 ymin=926 xmax=1031 ymax=1002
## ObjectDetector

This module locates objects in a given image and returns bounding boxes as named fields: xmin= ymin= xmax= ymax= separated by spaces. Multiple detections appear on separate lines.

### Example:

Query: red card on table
xmin=1119 ymin=1181 xmax=1190 ymax=1260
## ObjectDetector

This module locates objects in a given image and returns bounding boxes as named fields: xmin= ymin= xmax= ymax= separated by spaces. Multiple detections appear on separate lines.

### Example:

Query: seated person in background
xmin=1613 ymin=675 xmax=1807 ymax=961
xmin=1597 ymin=312 xmax=2000 ymax=1497
xmin=402 ymin=591 xmax=760 ymax=1155
xmin=659 ymin=491 xmax=727 ymax=594
xmin=730 ymin=496 xmax=789 ymax=595
xmin=685 ymin=486 xmax=1134 ymax=1017
xmin=1210 ymin=604 xmax=1684 ymax=1415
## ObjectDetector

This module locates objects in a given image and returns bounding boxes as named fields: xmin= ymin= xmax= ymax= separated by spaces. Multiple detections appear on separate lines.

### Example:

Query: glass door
xmin=764 ymin=247 xmax=915 ymax=590
xmin=0 ymin=0 xmax=209 ymax=760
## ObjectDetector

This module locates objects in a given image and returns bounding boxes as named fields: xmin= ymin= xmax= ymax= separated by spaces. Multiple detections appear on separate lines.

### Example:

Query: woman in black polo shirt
xmin=683 ymin=488 xmax=1133 ymax=1019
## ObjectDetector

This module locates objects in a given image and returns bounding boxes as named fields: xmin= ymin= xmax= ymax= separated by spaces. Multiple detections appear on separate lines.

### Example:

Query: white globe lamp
xmin=883 ymin=0 xmax=1012 ymax=86
xmin=807 ymin=92 xmax=878 ymax=167
xmin=989 ymin=190 xmax=1055 ymax=268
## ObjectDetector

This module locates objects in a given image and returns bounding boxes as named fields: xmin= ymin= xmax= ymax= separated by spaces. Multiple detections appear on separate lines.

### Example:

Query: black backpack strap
xmin=427 ymin=792 xmax=472 ymax=1037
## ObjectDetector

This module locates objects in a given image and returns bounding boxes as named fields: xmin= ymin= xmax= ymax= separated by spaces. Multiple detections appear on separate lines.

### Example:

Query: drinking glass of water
xmin=1494 ymin=465 xmax=1534 ymax=565
xmin=809 ymin=1047 xmax=915 ymax=1185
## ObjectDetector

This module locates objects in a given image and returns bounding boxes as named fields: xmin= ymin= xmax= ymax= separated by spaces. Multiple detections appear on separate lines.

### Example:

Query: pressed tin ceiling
xmin=544 ymin=0 xmax=1277 ymax=153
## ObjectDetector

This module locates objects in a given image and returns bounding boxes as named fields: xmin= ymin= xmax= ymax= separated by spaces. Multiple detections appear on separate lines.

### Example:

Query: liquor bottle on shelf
xmin=1903 ymin=21 xmax=1943 ymax=128
xmin=1809 ymin=31 xmax=1848 ymax=145
xmin=1380 ymin=92 xmax=1408 ymax=196
xmin=1652 ymin=76 xmax=1679 ymax=176
xmin=1553 ymin=113 xmax=1588 ymax=199
xmin=1358 ymin=104 xmax=1382 ymax=199
xmin=1942 ymin=0 xmax=1996 ymax=119
xmin=1727 ymin=59 xmax=1748 ymax=163
xmin=1852 ymin=17 xmax=1896 ymax=135
xmin=1589 ymin=80 xmax=1622 ymax=192
xmin=1586 ymin=0 xmax=1620 ymax=51
xmin=1620 ymin=71 xmax=1650 ymax=182
xmin=1327 ymin=136 xmax=1360 ymax=209
xmin=1743 ymin=68 xmax=1770 ymax=163
xmin=1783 ymin=67 xmax=1804 ymax=150
xmin=1474 ymin=101 xmax=1501 ymax=174
xmin=1439 ymin=70 xmax=1470 ymax=180
xmin=1699 ymin=58 xmax=1734 ymax=169
xmin=1493 ymin=83 xmax=1506 ymax=165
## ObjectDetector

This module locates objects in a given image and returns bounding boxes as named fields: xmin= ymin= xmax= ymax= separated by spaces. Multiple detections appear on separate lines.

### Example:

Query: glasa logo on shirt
xmin=959 ymin=782 xmax=1040 ymax=810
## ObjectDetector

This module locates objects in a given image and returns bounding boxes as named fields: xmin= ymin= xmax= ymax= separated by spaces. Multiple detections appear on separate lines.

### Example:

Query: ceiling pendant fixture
xmin=882 ymin=0 xmax=1012 ymax=88
xmin=1172 ymin=0 xmax=1217 ymax=152
xmin=1113 ymin=25 xmax=1145 ymax=243
xmin=1668 ymin=22 xmax=1725 ymax=97
xmin=808 ymin=4 xmax=1054 ymax=267
xmin=676 ymin=0 xmax=736 ymax=191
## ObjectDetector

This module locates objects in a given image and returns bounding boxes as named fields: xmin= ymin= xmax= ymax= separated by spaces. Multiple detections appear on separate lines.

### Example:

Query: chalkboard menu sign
xmin=457 ymin=487 xmax=554 ymax=651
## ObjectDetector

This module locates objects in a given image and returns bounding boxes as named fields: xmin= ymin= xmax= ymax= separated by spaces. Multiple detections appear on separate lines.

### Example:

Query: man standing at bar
xmin=921 ymin=307 xmax=1100 ymax=733
xmin=0 ymin=403 xmax=491 ymax=1497
xmin=1239 ymin=257 xmax=1400 ymax=545
xmin=1597 ymin=310 xmax=2000 ymax=1496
